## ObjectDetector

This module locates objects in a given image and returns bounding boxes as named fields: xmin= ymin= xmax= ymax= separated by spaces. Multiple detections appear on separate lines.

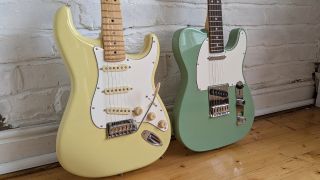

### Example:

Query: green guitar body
xmin=172 ymin=28 xmax=255 ymax=152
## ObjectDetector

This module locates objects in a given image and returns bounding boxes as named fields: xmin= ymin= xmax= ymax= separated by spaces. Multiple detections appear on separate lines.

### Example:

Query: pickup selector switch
xmin=133 ymin=107 xmax=143 ymax=116
xmin=147 ymin=112 xmax=156 ymax=121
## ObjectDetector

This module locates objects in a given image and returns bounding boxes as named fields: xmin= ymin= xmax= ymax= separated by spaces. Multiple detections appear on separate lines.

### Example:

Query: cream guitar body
xmin=54 ymin=6 xmax=171 ymax=178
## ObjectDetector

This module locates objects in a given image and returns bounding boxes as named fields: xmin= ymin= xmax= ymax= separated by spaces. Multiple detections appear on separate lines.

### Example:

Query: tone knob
xmin=147 ymin=112 xmax=156 ymax=121
xmin=158 ymin=120 xmax=167 ymax=129
xmin=133 ymin=107 xmax=143 ymax=116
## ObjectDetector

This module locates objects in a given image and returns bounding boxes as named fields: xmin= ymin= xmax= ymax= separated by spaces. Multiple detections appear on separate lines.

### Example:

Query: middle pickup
xmin=103 ymin=86 xmax=133 ymax=95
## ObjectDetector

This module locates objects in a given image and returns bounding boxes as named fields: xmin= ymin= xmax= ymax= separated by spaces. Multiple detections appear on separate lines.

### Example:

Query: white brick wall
xmin=0 ymin=0 xmax=319 ymax=128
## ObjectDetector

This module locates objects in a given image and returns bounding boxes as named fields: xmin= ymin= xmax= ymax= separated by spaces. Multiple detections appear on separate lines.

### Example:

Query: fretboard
xmin=207 ymin=0 xmax=224 ymax=54
xmin=101 ymin=0 xmax=126 ymax=62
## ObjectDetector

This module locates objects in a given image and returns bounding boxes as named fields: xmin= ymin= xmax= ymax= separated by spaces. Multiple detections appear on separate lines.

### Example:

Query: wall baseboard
xmin=0 ymin=153 xmax=57 ymax=175
xmin=0 ymin=123 xmax=58 ymax=175
xmin=255 ymin=99 xmax=315 ymax=116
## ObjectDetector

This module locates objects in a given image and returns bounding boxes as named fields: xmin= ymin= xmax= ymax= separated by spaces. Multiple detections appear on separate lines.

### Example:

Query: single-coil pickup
xmin=104 ymin=107 xmax=132 ymax=115
xmin=103 ymin=86 xmax=133 ymax=95
xmin=102 ymin=64 xmax=130 ymax=72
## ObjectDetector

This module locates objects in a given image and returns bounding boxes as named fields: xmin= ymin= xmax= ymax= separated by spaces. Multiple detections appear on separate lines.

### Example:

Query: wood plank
xmin=3 ymin=107 xmax=320 ymax=180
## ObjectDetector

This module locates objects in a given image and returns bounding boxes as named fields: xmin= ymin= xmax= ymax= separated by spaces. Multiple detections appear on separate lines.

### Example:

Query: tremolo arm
xmin=138 ymin=83 xmax=161 ymax=128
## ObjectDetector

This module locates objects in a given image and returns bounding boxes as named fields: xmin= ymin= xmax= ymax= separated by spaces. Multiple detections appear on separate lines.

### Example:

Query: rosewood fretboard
xmin=207 ymin=0 xmax=224 ymax=54
xmin=101 ymin=0 xmax=126 ymax=62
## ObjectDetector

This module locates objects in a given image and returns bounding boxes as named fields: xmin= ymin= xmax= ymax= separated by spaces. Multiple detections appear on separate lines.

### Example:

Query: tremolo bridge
xmin=106 ymin=119 xmax=137 ymax=138
xmin=208 ymin=84 xmax=230 ymax=117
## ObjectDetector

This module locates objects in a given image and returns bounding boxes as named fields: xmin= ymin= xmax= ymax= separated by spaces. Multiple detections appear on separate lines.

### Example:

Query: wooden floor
xmin=2 ymin=107 xmax=320 ymax=180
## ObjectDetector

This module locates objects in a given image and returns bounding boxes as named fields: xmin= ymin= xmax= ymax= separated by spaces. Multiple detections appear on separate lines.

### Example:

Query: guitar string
xmin=110 ymin=3 xmax=129 ymax=122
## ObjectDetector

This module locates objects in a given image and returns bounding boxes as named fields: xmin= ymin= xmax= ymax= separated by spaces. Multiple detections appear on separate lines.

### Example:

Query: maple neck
xmin=101 ymin=0 xmax=126 ymax=62
xmin=207 ymin=0 xmax=224 ymax=54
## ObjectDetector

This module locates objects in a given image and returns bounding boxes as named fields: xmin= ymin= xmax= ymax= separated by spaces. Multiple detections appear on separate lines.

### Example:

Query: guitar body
xmin=54 ymin=6 xmax=171 ymax=178
xmin=172 ymin=28 xmax=255 ymax=152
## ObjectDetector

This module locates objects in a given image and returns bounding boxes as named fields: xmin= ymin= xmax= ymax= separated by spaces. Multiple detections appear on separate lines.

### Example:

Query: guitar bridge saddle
xmin=106 ymin=119 xmax=137 ymax=138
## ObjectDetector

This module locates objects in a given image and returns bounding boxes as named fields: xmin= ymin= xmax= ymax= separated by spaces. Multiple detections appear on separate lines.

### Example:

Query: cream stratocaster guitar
xmin=54 ymin=0 xmax=171 ymax=178
xmin=172 ymin=0 xmax=255 ymax=152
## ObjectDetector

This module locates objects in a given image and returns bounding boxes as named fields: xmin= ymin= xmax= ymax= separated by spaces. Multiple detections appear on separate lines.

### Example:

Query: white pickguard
xmin=90 ymin=39 xmax=168 ymax=132
xmin=197 ymin=30 xmax=247 ymax=90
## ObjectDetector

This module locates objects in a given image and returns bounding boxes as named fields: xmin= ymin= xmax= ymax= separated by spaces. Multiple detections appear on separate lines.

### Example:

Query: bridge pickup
xmin=208 ymin=84 xmax=230 ymax=118
xmin=106 ymin=119 xmax=137 ymax=138
xmin=102 ymin=64 xmax=130 ymax=72
xmin=104 ymin=107 xmax=132 ymax=115
xmin=103 ymin=86 xmax=133 ymax=95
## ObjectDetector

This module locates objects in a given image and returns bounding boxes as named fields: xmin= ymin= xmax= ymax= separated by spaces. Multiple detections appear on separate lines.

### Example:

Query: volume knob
xmin=133 ymin=107 xmax=143 ymax=116
xmin=147 ymin=112 xmax=156 ymax=121
xmin=158 ymin=120 xmax=167 ymax=129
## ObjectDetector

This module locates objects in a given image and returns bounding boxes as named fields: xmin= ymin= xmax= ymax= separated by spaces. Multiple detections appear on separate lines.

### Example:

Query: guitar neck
xmin=207 ymin=0 xmax=224 ymax=54
xmin=101 ymin=0 xmax=126 ymax=62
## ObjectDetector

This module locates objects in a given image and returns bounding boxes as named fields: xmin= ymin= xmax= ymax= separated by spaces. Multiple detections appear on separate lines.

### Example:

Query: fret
xmin=208 ymin=18 xmax=222 ymax=22
xmin=209 ymin=21 xmax=223 ymax=24
xmin=102 ymin=24 xmax=123 ymax=30
xmin=209 ymin=26 xmax=223 ymax=28
xmin=208 ymin=16 xmax=222 ymax=18
xmin=209 ymin=32 xmax=223 ymax=35
xmin=210 ymin=50 xmax=224 ymax=53
xmin=211 ymin=44 xmax=224 ymax=47
xmin=104 ymin=50 xmax=125 ymax=55
xmin=208 ymin=12 xmax=222 ymax=16
xmin=105 ymin=54 xmax=126 ymax=61
xmin=101 ymin=10 xmax=121 ymax=13
xmin=102 ymin=18 xmax=122 ymax=24
xmin=101 ymin=4 xmax=120 ymax=11
xmin=210 ymin=41 xmax=224 ymax=43
xmin=101 ymin=11 xmax=123 ymax=18
xmin=101 ymin=0 xmax=125 ymax=62
xmin=210 ymin=48 xmax=224 ymax=50
xmin=102 ymin=33 xmax=123 ymax=41
xmin=101 ymin=0 xmax=120 ymax=5
xmin=210 ymin=48 xmax=224 ymax=52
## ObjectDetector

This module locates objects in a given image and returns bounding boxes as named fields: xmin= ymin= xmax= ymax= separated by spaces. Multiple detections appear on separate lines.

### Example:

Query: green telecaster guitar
xmin=172 ymin=0 xmax=255 ymax=152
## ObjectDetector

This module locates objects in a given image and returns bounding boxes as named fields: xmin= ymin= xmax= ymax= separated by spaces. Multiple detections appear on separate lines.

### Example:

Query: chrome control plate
xmin=236 ymin=81 xmax=247 ymax=125
xmin=208 ymin=84 xmax=230 ymax=118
